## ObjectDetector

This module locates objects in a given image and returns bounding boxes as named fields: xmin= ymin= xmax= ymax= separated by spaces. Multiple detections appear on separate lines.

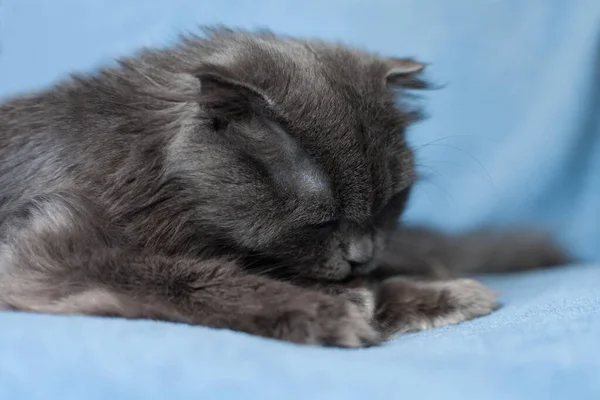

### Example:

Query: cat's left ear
xmin=194 ymin=64 xmax=272 ymax=120
xmin=384 ymin=58 xmax=428 ymax=89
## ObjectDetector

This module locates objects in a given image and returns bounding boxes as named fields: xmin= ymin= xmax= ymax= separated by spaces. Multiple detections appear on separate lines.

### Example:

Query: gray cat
xmin=0 ymin=27 xmax=568 ymax=347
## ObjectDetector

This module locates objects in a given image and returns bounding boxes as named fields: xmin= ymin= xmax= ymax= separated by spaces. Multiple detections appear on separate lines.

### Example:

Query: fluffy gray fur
xmin=0 ymin=27 xmax=568 ymax=347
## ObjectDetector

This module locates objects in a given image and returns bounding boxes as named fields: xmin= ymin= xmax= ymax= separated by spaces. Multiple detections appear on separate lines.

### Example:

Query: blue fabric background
xmin=0 ymin=1 xmax=598 ymax=399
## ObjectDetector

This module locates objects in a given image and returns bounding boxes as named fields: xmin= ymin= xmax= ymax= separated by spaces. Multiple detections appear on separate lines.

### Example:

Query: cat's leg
xmin=0 ymin=193 xmax=379 ymax=348
xmin=357 ymin=225 xmax=566 ymax=339
xmin=374 ymin=226 xmax=571 ymax=279
xmin=311 ymin=277 xmax=498 ymax=340
xmin=374 ymin=277 xmax=498 ymax=340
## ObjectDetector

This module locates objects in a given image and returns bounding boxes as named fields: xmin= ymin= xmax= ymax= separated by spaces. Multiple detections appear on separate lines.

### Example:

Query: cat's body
xmin=0 ymin=28 xmax=567 ymax=347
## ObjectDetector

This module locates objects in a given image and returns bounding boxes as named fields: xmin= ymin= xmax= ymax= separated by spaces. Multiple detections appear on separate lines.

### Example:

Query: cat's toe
xmin=437 ymin=278 xmax=499 ymax=322
xmin=274 ymin=294 xmax=381 ymax=348
xmin=340 ymin=286 xmax=377 ymax=320
xmin=321 ymin=302 xmax=381 ymax=348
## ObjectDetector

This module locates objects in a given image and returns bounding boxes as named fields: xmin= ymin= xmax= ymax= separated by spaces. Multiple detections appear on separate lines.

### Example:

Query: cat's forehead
xmin=197 ymin=30 xmax=418 ymax=220
xmin=202 ymin=31 xmax=389 ymax=106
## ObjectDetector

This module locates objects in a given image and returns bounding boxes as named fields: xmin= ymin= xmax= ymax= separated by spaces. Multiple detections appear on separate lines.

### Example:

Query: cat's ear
xmin=384 ymin=58 xmax=428 ymax=89
xmin=195 ymin=66 xmax=271 ymax=120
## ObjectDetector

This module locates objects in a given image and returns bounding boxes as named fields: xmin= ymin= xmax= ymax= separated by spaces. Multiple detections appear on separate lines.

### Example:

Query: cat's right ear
xmin=195 ymin=66 xmax=272 ymax=121
xmin=384 ymin=58 xmax=429 ymax=90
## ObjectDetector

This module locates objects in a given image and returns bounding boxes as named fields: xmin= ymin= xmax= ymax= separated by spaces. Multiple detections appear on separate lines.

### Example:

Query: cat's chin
xmin=305 ymin=260 xmax=381 ymax=282
xmin=312 ymin=267 xmax=354 ymax=282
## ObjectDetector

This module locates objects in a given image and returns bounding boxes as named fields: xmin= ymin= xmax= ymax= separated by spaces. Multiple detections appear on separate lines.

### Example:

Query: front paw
xmin=376 ymin=278 xmax=499 ymax=339
xmin=267 ymin=293 xmax=381 ymax=348
xmin=431 ymin=278 xmax=499 ymax=322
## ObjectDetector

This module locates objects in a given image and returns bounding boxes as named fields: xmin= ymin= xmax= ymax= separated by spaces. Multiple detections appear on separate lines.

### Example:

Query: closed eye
xmin=212 ymin=117 xmax=229 ymax=131
xmin=309 ymin=220 xmax=339 ymax=236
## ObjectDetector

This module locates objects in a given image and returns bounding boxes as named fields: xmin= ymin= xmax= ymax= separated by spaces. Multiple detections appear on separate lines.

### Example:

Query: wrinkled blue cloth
xmin=0 ymin=1 xmax=599 ymax=399
xmin=0 ymin=265 xmax=599 ymax=400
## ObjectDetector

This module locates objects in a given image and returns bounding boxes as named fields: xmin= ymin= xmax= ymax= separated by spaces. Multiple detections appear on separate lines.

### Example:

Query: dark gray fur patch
xmin=0 ymin=27 xmax=568 ymax=347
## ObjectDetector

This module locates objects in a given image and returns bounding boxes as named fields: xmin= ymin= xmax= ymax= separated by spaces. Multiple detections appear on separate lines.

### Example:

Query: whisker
xmin=414 ymin=143 xmax=495 ymax=189
xmin=410 ymin=134 xmax=486 ymax=150
xmin=413 ymin=179 xmax=456 ymax=205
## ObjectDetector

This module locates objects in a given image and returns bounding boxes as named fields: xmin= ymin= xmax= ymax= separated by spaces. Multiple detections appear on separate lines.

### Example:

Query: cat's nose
xmin=344 ymin=237 xmax=374 ymax=268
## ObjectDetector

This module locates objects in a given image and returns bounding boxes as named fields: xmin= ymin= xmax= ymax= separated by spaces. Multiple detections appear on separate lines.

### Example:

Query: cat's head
xmin=169 ymin=28 xmax=428 ymax=281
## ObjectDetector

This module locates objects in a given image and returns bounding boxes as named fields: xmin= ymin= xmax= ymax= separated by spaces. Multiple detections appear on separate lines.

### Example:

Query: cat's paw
xmin=269 ymin=292 xmax=381 ymax=348
xmin=431 ymin=278 xmax=499 ymax=324
xmin=340 ymin=286 xmax=377 ymax=320
xmin=376 ymin=278 xmax=499 ymax=339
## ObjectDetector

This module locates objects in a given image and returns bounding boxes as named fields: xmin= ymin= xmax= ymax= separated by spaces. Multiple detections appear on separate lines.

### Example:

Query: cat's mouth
xmin=348 ymin=260 xmax=378 ymax=277
xmin=239 ymin=253 xmax=370 ymax=282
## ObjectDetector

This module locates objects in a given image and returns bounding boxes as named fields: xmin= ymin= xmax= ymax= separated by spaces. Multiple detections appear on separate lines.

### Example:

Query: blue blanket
xmin=0 ymin=1 xmax=598 ymax=399
xmin=0 ymin=265 xmax=598 ymax=400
